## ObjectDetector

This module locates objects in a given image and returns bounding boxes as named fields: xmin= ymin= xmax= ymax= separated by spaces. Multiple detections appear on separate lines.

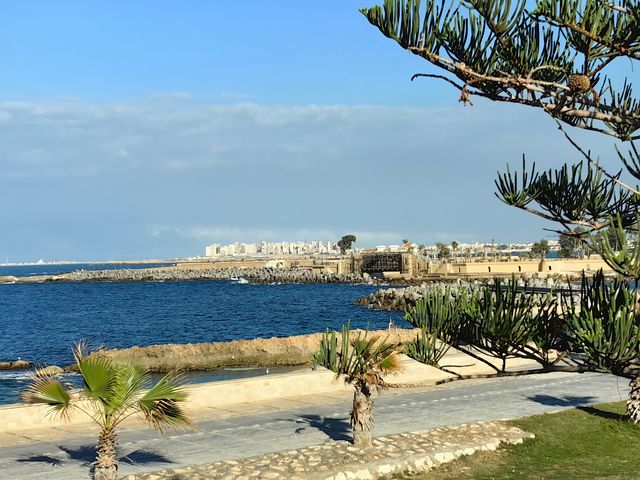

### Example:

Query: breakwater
xmin=357 ymin=278 xmax=571 ymax=311
xmin=6 ymin=266 xmax=367 ymax=284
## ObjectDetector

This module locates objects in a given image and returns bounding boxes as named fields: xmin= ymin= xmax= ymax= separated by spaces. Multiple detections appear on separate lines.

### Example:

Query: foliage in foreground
xmin=394 ymin=402 xmax=640 ymax=480
xmin=403 ymin=285 xmax=459 ymax=366
xmin=361 ymin=0 xmax=640 ymax=276
xmin=403 ymin=279 xmax=565 ymax=372
xmin=313 ymin=323 xmax=402 ymax=448
xmin=23 ymin=343 xmax=192 ymax=480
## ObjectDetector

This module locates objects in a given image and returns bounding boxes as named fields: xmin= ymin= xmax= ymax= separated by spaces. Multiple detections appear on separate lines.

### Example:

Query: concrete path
xmin=0 ymin=371 xmax=629 ymax=479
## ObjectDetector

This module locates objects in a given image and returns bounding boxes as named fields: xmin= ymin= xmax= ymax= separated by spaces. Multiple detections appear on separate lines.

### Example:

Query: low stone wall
xmin=184 ymin=367 xmax=352 ymax=411
xmin=1 ymin=352 xmax=433 ymax=431
xmin=0 ymin=349 xmax=445 ymax=432
xmin=124 ymin=421 xmax=534 ymax=480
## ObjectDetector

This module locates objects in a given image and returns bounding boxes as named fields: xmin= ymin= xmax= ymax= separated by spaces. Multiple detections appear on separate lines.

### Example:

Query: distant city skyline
xmin=202 ymin=239 xmax=560 ymax=259
xmin=1 ymin=1 xmax=624 ymax=262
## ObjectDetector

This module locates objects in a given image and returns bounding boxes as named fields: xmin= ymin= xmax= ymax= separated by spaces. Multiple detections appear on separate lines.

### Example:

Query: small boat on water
xmin=229 ymin=276 xmax=239 ymax=282
xmin=237 ymin=277 xmax=249 ymax=284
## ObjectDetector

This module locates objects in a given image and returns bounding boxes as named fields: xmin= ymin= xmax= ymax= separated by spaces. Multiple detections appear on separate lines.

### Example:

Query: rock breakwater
xmin=357 ymin=278 xmax=572 ymax=312
xmin=63 ymin=267 xmax=366 ymax=284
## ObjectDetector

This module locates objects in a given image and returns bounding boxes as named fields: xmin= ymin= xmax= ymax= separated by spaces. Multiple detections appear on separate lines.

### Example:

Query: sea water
xmin=0 ymin=265 xmax=405 ymax=404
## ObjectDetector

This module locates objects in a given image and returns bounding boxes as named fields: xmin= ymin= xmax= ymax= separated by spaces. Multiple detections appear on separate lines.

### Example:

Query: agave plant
xmin=403 ymin=286 xmax=462 ymax=366
xmin=461 ymin=279 xmax=566 ymax=372
xmin=23 ymin=343 xmax=192 ymax=480
xmin=314 ymin=325 xmax=402 ymax=448
xmin=567 ymin=271 xmax=640 ymax=423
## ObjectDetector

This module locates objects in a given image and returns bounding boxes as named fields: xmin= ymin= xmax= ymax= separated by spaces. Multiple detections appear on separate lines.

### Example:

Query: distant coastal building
xmin=204 ymin=239 xmax=561 ymax=258
xmin=205 ymin=240 xmax=339 ymax=257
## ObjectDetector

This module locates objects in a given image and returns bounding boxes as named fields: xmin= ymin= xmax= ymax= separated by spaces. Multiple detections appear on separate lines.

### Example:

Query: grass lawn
xmin=395 ymin=402 xmax=640 ymax=479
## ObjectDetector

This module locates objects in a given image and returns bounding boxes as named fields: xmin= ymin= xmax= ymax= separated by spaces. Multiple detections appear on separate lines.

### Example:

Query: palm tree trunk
xmin=350 ymin=381 xmax=374 ymax=448
xmin=94 ymin=426 xmax=118 ymax=480
xmin=628 ymin=373 xmax=640 ymax=424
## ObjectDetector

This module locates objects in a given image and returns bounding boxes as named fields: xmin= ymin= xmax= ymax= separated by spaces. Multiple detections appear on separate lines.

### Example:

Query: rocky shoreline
xmin=0 ymin=360 xmax=33 ymax=370
xmin=2 ymin=328 xmax=419 ymax=376
xmin=90 ymin=327 xmax=419 ymax=373
xmin=356 ymin=278 xmax=572 ymax=312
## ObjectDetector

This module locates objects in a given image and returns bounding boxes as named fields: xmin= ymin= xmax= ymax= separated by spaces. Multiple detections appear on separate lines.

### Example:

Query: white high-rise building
xmin=205 ymin=240 xmax=341 ymax=257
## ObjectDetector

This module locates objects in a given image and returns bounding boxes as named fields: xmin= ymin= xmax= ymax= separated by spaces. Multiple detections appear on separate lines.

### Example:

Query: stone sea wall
xmin=64 ymin=266 xmax=366 ymax=284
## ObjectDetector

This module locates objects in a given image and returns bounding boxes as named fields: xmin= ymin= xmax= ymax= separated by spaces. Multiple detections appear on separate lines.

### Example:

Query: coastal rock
xmin=35 ymin=365 xmax=64 ymax=377
xmin=92 ymin=327 xmax=420 ymax=372
xmin=0 ymin=359 xmax=33 ymax=370
xmin=357 ymin=279 xmax=574 ymax=312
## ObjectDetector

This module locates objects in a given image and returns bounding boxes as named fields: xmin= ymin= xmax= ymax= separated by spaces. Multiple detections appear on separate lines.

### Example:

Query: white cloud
xmin=0 ymin=98 xmax=479 ymax=180
xmin=0 ymin=94 xmax=624 ymax=260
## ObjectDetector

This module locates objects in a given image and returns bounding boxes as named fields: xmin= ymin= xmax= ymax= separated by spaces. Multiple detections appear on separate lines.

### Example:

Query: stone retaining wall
xmin=0 ymin=367 xmax=350 ymax=431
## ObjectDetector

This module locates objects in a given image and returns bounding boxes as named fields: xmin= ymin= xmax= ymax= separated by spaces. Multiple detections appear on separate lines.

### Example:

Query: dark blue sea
xmin=0 ymin=264 xmax=404 ymax=404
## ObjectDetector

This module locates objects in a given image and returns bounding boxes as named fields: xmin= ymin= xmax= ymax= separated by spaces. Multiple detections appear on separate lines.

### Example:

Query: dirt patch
xmin=93 ymin=328 xmax=420 ymax=373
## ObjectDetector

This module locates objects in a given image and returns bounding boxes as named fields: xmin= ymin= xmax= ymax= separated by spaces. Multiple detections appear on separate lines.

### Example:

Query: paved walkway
xmin=0 ymin=371 xmax=629 ymax=479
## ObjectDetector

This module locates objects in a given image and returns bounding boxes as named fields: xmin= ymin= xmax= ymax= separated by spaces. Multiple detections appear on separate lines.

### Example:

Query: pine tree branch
xmin=603 ymin=2 xmax=629 ymax=15
xmin=407 ymin=47 xmax=640 ymax=137
xmin=589 ymin=56 xmax=617 ymax=77
xmin=553 ymin=118 xmax=640 ymax=195
xmin=408 ymin=46 xmax=571 ymax=92
xmin=410 ymin=73 xmax=466 ymax=92
xmin=466 ymin=0 xmax=525 ymax=74
xmin=508 ymin=203 xmax=609 ymax=230
xmin=545 ymin=19 xmax=640 ymax=60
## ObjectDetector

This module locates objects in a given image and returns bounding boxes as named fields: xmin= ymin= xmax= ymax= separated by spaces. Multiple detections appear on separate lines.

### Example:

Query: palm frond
xmin=138 ymin=373 xmax=192 ymax=432
xmin=116 ymin=362 xmax=148 ymax=400
xmin=76 ymin=355 xmax=119 ymax=406
xmin=109 ymin=361 xmax=149 ymax=417
xmin=22 ymin=376 xmax=72 ymax=420
xmin=378 ymin=351 xmax=402 ymax=374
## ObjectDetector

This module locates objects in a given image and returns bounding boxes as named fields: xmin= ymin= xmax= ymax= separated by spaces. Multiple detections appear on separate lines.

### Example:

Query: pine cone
xmin=567 ymin=74 xmax=591 ymax=93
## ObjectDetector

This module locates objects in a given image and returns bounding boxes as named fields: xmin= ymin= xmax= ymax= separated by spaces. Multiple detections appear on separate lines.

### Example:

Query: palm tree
xmin=23 ymin=343 xmax=192 ymax=480
xmin=314 ymin=326 xmax=402 ymax=448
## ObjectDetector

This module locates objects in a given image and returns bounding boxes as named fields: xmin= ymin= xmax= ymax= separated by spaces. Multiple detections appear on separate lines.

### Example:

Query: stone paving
xmin=125 ymin=421 xmax=533 ymax=480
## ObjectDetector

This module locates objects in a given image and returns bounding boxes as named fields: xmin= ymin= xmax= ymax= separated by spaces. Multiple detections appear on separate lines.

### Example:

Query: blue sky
xmin=0 ymin=1 xmax=630 ymax=261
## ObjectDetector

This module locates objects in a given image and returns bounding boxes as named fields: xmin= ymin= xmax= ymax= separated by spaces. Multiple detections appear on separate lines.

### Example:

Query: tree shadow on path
xmin=16 ymin=444 xmax=173 ymax=468
xmin=577 ymin=405 xmax=629 ymax=421
xmin=525 ymin=394 xmax=596 ymax=407
xmin=16 ymin=454 xmax=62 ymax=466
xmin=119 ymin=449 xmax=175 ymax=466
xmin=281 ymin=414 xmax=352 ymax=441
